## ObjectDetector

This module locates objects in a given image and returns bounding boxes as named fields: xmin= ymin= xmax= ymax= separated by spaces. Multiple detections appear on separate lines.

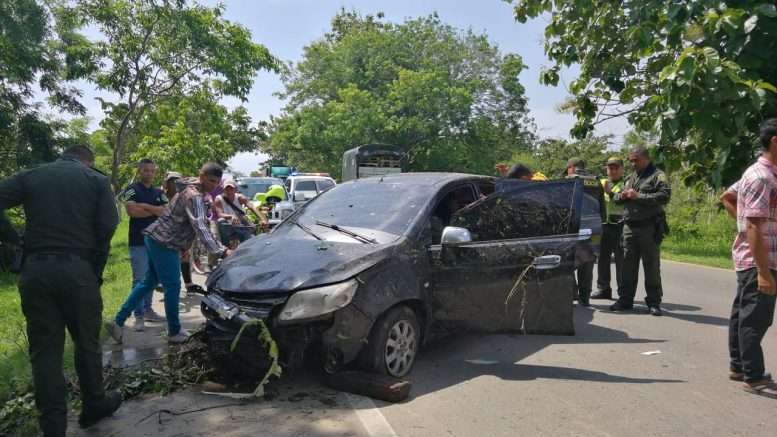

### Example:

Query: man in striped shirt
xmin=106 ymin=163 xmax=232 ymax=344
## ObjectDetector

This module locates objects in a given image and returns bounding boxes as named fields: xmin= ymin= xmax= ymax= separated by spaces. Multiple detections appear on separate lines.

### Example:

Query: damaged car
xmin=201 ymin=173 xmax=596 ymax=379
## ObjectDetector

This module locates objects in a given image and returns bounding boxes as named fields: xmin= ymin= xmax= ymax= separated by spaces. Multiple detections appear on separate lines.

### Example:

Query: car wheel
xmin=362 ymin=305 xmax=420 ymax=378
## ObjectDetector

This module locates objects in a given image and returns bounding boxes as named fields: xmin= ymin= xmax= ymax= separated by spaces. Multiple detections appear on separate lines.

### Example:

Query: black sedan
xmin=202 ymin=173 xmax=596 ymax=379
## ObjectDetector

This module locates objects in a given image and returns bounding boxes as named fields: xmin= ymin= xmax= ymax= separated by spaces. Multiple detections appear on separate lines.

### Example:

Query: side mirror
xmin=441 ymin=226 xmax=472 ymax=245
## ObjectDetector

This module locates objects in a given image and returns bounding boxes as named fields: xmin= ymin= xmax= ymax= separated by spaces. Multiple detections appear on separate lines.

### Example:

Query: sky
xmin=68 ymin=0 xmax=630 ymax=174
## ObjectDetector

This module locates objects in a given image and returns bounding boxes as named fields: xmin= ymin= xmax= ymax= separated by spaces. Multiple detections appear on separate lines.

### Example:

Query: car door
xmin=428 ymin=178 xmax=585 ymax=335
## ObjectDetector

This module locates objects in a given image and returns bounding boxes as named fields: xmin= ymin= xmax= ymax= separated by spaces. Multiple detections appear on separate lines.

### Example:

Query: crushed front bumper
xmin=201 ymin=293 xmax=373 ymax=377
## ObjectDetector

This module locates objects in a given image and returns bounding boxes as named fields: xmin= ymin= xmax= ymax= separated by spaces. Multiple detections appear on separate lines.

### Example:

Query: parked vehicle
xmin=342 ymin=144 xmax=406 ymax=182
xmin=201 ymin=173 xmax=596 ymax=379
xmin=285 ymin=174 xmax=336 ymax=205
xmin=236 ymin=177 xmax=284 ymax=201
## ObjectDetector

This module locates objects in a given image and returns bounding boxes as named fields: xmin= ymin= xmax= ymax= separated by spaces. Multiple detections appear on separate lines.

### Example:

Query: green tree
xmin=128 ymin=86 xmax=261 ymax=181
xmin=509 ymin=0 xmax=777 ymax=187
xmin=263 ymin=11 xmax=535 ymax=178
xmin=514 ymin=135 xmax=612 ymax=177
xmin=77 ymin=0 xmax=278 ymax=191
xmin=1 ymin=0 xmax=96 ymax=176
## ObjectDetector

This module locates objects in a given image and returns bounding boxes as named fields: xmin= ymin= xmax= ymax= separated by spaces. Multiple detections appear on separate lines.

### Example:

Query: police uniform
xmin=594 ymin=165 xmax=625 ymax=299
xmin=612 ymin=163 xmax=671 ymax=311
xmin=0 ymin=155 xmax=120 ymax=436
xmin=564 ymin=158 xmax=601 ymax=306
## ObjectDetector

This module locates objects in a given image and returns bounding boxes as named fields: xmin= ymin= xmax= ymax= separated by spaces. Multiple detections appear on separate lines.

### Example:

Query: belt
xmin=26 ymin=247 xmax=95 ymax=260
xmin=625 ymin=218 xmax=655 ymax=227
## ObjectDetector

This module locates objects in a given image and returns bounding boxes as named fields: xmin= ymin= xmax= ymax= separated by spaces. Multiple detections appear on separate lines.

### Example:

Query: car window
xmin=317 ymin=179 xmax=335 ymax=192
xmin=430 ymin=185 xmax=478 ymax=244
xmin=450 ymin=179 xmax=580 ymax=242
xmin=296 ymin=180 xmax=317 ymax=192
xmin=294 ymin=181 xmax=429 ymax=237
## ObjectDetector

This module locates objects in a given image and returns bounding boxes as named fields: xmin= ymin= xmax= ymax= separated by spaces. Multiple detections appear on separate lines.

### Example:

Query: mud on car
xmin=201 ymin=173 xmax=598 ymax=379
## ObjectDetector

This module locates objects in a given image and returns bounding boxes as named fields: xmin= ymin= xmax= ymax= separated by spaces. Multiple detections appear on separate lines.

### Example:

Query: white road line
xmin=344 ymin=393 xmax=399 ymax=437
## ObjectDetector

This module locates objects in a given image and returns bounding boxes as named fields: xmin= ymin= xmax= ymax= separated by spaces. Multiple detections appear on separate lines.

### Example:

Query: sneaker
xmin=143 ymin=309 xmax=166 ymax=322
xmin=104 ymin=320 xmax=123 ymax=344
xmin=590 ymin=289 xmax=612 ymax=300
xmin=168 ymin=329 xmax=190 ymax=344
xmin=79 ymin=390 xmax=122 ymax=428
xmin=648 ymin=306 xmax=663 ymax=316
xmin=133 ymin=317 xmax=145 ymax=332
xmin=609 ymin=301 xmax=633 ymax=312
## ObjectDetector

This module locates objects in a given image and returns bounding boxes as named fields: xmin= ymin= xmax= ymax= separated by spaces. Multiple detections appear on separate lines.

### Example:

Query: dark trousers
xmin=597 ymin=223 xmax=623 ymax=294
xmin=729 ymin=268 xmax=777 ymax=382
xmin=19 ymin=254 xmax=105 ymax=437
xmin=619 ymin=222 xmax=663 ymax=307
xmin=577 ymin=261 xmax=594 ymax=299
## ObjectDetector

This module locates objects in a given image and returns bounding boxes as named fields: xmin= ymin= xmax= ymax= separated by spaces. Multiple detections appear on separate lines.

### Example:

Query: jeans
xmin=128 ymin=245 xmax=153 ymax=317
xmin=116 ymin=236 xmax=182 ymax=335
xmin=729 ymin=268 xmax=777 ymax=382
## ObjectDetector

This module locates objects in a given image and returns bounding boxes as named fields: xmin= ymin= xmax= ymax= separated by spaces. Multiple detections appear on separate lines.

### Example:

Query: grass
xmin=0 ymin=220 xmax=134 ymax=403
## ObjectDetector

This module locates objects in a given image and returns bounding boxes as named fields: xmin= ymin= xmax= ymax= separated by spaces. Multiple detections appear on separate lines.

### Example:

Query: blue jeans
xmin=128 ymin=245 xmax=153 ymax=317
xmin=116 ymin=236 xmax=182 ymax=335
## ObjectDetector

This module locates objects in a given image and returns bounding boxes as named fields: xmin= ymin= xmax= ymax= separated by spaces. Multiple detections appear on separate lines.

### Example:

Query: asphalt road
xmin=80 ymin=260 xmax=777 ymax=437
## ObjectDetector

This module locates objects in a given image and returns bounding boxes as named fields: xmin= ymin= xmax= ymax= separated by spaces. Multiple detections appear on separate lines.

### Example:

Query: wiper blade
xmin=294 ymin=220 xmax=322 ymax=241
xmin=314 ymin=220 xmax=377 ymax=244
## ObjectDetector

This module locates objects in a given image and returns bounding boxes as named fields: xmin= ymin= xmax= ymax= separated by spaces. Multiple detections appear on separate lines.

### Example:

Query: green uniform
xmin=0 ymin=156 xmax=119 ymax=437
xmin=612 ymin=164 xmax=671 ymax=307
xmin=596 ymin=178 xmax=625 ymax=297
xmin=567 ymin=170 xmax=600 ymax=304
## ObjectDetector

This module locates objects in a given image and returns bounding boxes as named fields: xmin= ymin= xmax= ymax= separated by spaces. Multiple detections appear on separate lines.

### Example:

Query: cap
xmin=224 ymin=179 xmax=237 ymax=188
xmin=606 ymin=156 xmax=624 ymax=166
xmin=164 ymin=171 xmax=182 ymax=182
xmin=566 ymin=157 xmax=586 ymax=169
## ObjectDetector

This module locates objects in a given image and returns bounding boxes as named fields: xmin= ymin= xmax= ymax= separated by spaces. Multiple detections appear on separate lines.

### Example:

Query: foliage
xmin=0 ymin=0 xmax=96 ymax=177
xmin=77 ymin=0 xmax=279 ymax=190
xmin=263 ymin=10 xmax=535 ymax=178
xmin=127 ymin=86 xmax=262 ymax=183
xmin=509 ymin=0 xmax=777 ymax=188
xmin=527 ymin=135 xmax=613 ymax=177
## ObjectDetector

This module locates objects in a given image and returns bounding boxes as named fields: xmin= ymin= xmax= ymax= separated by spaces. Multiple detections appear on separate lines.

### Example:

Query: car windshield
xmin=292 ymin=181 xmax=428 ymax=237
xmin=239 ymin=180 xmax=282 ymax=199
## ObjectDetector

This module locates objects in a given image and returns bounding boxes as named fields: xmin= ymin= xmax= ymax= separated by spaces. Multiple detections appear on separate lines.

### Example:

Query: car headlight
xmin=278 ymin=279 xmax=358 ymax=322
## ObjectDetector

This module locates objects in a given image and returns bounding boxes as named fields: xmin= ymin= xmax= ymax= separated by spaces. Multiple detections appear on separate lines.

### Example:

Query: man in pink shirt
xmin=722 ymin=118 xmax=777 ymax=395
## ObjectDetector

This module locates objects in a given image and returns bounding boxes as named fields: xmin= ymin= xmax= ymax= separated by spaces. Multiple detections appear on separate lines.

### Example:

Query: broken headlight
xmin=202 ymin=293 xmax=240 ymax=321
xmin=278 ymin=279 xmax=358 ymax=322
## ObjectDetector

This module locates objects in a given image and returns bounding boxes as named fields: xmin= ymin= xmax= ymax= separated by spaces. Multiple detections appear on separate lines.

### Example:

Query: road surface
xmin=80 ymin=260 xmax=777 ymax=437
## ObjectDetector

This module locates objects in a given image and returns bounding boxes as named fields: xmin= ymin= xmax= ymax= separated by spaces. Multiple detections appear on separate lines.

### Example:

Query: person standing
xmin=107 ymin=163 xmax=232 ymax=344
xmin=0 ymin=146 xmax=122 ymax=436
xmin=162 ymin=171 xmax=199 ymax=293
xmin=565 ymin=158 xmax=597 ymax=307
xmin=119 ymin=159 xmax=168 ymax=331
xmin=722 ymin=118 xmax=777 ymax=394
xmin=609 ymin=146 xmax=671 ymax=315
xmin=592 ymin=157 xmax=626 ymax=300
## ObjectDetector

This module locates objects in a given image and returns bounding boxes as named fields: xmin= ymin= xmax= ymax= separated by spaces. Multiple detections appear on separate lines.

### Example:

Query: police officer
xmin=0 ymin=146 xmax=122 ymax=436
xmin=592 ymin=157 xmax=626 ymax=300
xmin=565 ymin=158 xmax=598 ymax=307
xmin=609 ymin=146 xmax=671 ymax=315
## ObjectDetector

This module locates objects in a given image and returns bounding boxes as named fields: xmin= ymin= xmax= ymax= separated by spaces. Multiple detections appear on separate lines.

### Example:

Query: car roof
xmin=289 ymin=175 xmax=335 ymax=181
xmin=238 ymin=177 xmax=282 ymax=183
xmin=349 ymin=172 xmax=492 ymax=187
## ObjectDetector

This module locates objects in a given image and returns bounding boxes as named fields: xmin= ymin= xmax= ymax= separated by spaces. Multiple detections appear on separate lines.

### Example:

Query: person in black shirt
xmin=119 ymin=159 xmax=167 ymax=331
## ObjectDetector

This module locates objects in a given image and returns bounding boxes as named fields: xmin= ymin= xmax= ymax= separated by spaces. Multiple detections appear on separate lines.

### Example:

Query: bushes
xmin=663 ymin=181 xmax=735 ymax=269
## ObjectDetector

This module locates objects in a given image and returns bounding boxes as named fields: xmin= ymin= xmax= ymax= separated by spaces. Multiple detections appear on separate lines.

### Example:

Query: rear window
xmin=317 ymin=179 xmax=335 ymax=192
xmin=295 ymin=181 xmax=317 ymax=192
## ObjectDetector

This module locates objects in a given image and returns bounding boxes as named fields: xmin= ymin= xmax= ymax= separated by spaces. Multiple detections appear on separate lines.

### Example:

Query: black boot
xmin=79 ymin=390 xmax=122 ymax=429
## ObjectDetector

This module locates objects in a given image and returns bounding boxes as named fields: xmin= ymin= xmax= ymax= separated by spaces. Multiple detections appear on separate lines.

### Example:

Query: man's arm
xmin=0 ymin=172 xmax=25 ymax=244
xmin=186 ymin=195 xmax=227 ymax=257
xmin=746 ymin=217 xmax=777 ymax=295
xmin=240 ymin=195 xmax=266 ymax=224
xmin=720 ymin=190 xmax=737 ymax=219
xmin=632 ymin=175 xmax=671 ymax=206
xmin=212 ymin=196 xmax=232 ymax=221
xmin=125 ymin=201 xmax=155 ymax=218
xmin=94 ymin=177 xmax=120 ymax=282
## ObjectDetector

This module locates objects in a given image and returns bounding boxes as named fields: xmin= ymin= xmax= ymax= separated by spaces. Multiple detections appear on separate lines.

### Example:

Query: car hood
xmin=206 ymin=231 xmax=396 ymax=294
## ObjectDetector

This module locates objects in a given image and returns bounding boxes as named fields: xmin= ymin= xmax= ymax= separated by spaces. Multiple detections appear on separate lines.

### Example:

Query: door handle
xmin=532 ymin=255 xmax=561 ymax=270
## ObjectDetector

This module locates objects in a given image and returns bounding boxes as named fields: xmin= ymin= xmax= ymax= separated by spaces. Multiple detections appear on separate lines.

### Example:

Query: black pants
xmin=619 ymin=222 xmax=663 ymax=307
xmin=577 ymin=261 xmax=594 ymax=298
xmin=597 ymin=223 xmax=623 ymax=294
xmin=729 ymin=268 xmax=777 ymax=382
xmin=19 ymin=254 xmax=106 ymax=437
